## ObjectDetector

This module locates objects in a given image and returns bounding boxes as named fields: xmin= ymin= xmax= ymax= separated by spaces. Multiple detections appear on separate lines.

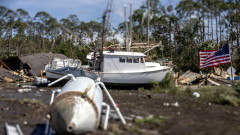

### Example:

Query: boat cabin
xmin=87 ymin=51 xmax=147 ymax=72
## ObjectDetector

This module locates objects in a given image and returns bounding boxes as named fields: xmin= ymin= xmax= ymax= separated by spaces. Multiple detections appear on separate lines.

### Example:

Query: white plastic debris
xmin=163 ymin=102 xmax=179 ymax=107
xmin=163 ymin=103 xmax=170 ymax=106
xmin=39 ymin=89 xmax=46 ymax=92
xmin=21 ymin=85 xmax=37 ymax=88
xmin=193 ymin=92 xmax=200 ymax=98
xmin=171 ymin=102 xmax=179 ymax=107
xmin=23 ymin=121 xmax=27 ymax=125
xmin=18 ymin=89 xmax=32 ymax=93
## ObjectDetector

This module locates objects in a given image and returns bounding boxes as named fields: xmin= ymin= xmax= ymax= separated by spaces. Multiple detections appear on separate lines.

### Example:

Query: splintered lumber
xmin=3 ymin=77 xmax=14 ymax=83
xmin=178 ymin=70 xmax=191 ymax=80
xmin=178 ymin=70 xmax=204 ymax=84
xmin=209 ymin=74 xmax=232 ymax=86
xmin=207 ymin=79 xmax=220 ymax=86
xmin=0 ymin=68 xmax=22 ymax=82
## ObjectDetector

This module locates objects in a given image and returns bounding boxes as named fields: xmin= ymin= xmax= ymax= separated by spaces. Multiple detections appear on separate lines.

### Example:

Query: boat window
xmin=127 ymin=57 xmax=133 ymax=63
xmin=140 ymin=57 xmax=145 ymax=63
xmin=119 ymin=57 xmax=125 ymax=63
xmin=133 ymin=57 xmax=139 ymax=63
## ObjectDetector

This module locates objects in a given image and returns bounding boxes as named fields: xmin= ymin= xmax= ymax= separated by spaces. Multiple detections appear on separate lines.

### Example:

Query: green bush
xmin=234 ymin=82 xmax=240 ymax=94
xmin=151 ymin=72 xmax=177 ymax=94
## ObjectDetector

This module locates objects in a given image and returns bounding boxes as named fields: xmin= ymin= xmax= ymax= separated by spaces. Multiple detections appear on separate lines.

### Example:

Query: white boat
xmin=45 ymin=51 xmax=171 ymax=85
xmin=84 ymin=50 xmax=171 ymax=85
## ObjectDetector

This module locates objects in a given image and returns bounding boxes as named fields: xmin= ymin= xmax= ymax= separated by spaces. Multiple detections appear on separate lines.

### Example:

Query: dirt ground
xmin=0 ymin=83 xmax=240 ymax=135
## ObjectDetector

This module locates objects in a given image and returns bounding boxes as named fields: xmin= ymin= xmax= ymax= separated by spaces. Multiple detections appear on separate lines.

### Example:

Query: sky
xmin=1 ymin=0 xmax=179 ymax=28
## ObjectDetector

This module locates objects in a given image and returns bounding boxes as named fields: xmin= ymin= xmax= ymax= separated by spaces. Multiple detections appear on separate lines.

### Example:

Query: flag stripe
xmin=200 ymin=59 xmax=231 ymax=66
xmin=200 ymin=55 xmax=230 ymax=63
xmin=200 ymin=61 xmax=231 ymax=69
xmin=199 ymin=43 xmax=231 ymax=69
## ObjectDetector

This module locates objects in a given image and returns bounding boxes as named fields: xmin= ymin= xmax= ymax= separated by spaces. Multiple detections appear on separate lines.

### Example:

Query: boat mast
xmin=124 ymin=5 xmax=130 ymax=51
xmin=129 ymin=2 xmax=133 ymax=52
xmin=124 ymin=3 xmax=133 ymax=52
xmin=147 ymin=0 xmax=150 ymax=56
xmin=101 ymin=13 xmax=106 ymax=53
xmin=102 ymin=0 xmax=113 ymax=53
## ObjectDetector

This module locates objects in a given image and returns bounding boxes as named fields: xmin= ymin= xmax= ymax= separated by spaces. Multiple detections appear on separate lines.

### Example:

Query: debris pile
xmin=0 ymin=53 xmax=68 ymax=85
xmin=0 ymin=68 xmax=22 ymax=83
xmin=177 ymin=70 xmax=235 ymax=87
xmin=178 ymin=70 xmax=205 ymax=85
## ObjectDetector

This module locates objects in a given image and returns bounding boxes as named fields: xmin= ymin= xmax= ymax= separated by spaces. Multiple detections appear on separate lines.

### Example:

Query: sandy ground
xmin=0 ymin=83 xmax=240 ymax=135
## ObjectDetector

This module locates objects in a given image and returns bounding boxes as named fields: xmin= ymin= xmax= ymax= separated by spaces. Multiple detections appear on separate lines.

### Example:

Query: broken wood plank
xmin=207 ymin=79 xmax=220 ymax=86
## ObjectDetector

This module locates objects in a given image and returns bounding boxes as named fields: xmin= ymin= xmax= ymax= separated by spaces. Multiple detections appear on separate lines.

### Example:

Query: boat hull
xmin=85 ymin=68 xmax=171 ymax=85
xmin=46 ymin=68 xmax=171 ymax=85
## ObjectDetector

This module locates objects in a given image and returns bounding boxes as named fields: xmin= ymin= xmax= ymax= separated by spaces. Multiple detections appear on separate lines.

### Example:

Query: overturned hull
xmin=50 ymin=77 xmax=103 ymax=135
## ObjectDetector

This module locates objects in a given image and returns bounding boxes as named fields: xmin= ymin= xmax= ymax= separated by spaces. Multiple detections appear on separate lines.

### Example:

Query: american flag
xmin=199 ymin=43 xmax=231 ymax=69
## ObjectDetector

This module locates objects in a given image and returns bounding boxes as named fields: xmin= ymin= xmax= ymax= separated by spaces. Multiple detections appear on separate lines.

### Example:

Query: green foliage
xmin=151 ymin=72 xmax=177 ymax=94
xmin=127 ymin=126 xmax=142 ymax=133
xmin=1 ymin=0 xmax=240 ymax=73
xmin=234 ymin=82 xmax=240 ymax=94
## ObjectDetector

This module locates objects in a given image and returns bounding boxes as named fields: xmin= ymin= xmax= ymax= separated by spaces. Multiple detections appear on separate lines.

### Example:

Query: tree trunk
xmin=219 ymin=14 xmax=222 ymax=43
xmin=215 ymin=14 xmax=218 ymax=46
xmin=211 ymin=12 xmax=214 ymax=42
xmin=202 ymin=11 xmax=205 ymax=42
xmin=208 ymin=14 xmax=210 ymax=40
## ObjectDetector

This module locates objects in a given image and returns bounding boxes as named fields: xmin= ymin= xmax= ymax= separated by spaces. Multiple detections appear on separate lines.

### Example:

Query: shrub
xmin=151 ymin=72 xmax=178 ymax=94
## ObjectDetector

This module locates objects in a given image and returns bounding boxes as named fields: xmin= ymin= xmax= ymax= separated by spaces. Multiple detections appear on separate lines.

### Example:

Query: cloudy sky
xmin=1 ymin=0 xmax=179 ymax=28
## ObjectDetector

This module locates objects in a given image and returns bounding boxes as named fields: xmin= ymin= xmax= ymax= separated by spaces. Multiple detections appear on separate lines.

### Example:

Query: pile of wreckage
xmin=0 ymin=53 xmax=68 ymax=85
xmin=177 ymin=69 xmax=238 ymax=87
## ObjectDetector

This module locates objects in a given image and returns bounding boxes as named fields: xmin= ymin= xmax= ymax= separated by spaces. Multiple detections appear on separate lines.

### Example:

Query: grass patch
xmin=127 ymin=125 xmax=142 ymax=133
xmin=144 ymin=72 xmax=240 ymax=106
xmin=135 ymin=115 xmax=168 ymax=124
xmin=22 ymin=98 xmax=43 ymax=104
xmin=108 ymin=124 xmax=122 ymax=135
xmin=195 ymin=85 xmax=240 ymax=106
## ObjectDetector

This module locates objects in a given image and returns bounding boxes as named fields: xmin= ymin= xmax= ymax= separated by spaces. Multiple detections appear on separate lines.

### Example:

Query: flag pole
xmin=229 ymin=42 xmax=234 ymax=85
